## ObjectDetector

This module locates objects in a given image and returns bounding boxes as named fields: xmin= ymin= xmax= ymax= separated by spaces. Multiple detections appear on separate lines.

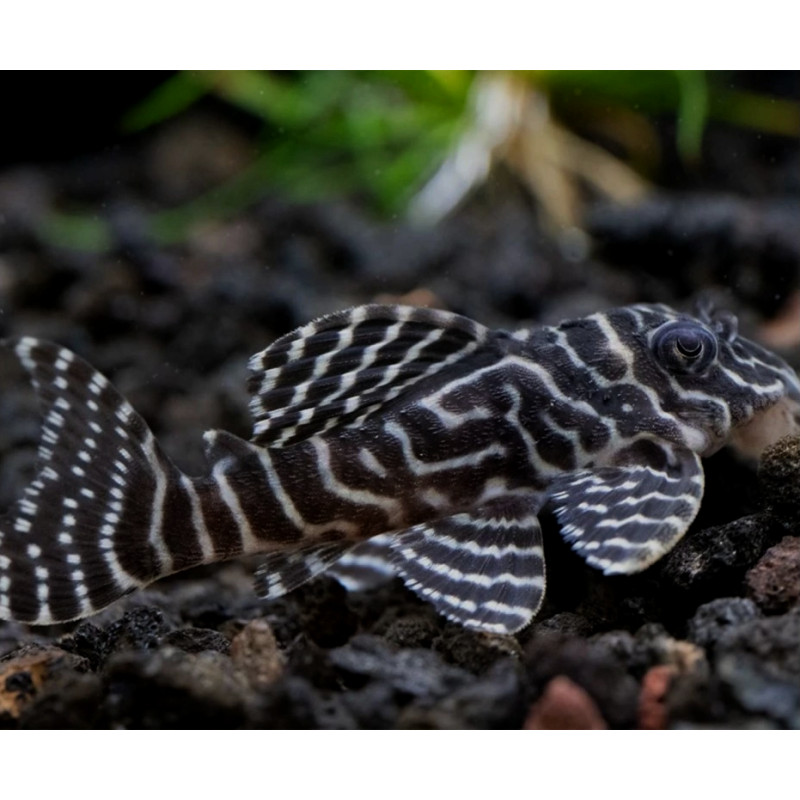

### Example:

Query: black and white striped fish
xmin=1 ymin=302 xmax=799 ymax=634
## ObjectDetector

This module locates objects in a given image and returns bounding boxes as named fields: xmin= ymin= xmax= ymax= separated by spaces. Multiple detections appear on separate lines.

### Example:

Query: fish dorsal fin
xmin=547 ymin=446 xmax=704 ymax=574
xmin=247 ymin=305 xmax=492 ymax=447
xmin=390 ymin=494 xmax=546 ymax=635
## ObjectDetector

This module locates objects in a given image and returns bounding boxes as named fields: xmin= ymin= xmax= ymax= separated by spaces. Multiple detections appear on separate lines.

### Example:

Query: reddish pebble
xmin=638 ymin=665 xmax=678 ymax=730
xmin=746 ymin=536 xmax=800 ymax=614
xmin=523 ymin=675 xmax=607 ymax=730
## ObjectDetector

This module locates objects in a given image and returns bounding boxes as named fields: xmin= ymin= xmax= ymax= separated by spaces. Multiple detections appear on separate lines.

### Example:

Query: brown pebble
xmin=745 ymin=536 xmax=800 ymax=614
xmin=230 ymin=618 xmax=285 ymax=689
xmin=638 ymin=665 xmax=677 ymax=730
xmin=0 ymin=645 xmax=88 ymax=719
xmin=523 ymin=675 xmax=607 ymax=730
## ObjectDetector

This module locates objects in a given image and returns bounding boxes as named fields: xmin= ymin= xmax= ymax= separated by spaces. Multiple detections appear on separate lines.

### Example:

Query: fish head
xmin=627 ymin=303 xmax=800 ymax=457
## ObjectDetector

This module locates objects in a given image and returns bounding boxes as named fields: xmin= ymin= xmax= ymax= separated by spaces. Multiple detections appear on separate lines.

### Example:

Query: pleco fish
xmin=1 ymin=303 xmax=799 ymax=634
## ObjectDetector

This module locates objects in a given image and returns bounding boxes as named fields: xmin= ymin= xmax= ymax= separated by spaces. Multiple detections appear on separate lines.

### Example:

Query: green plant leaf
xmin=675 ymin=70 xmax=709 ymax=161
xmin=122 ymin=72 xmax=208 ymax=132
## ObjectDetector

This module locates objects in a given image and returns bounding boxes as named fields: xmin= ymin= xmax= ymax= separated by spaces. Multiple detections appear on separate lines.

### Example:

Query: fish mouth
xmin=729 ymin=392 xmax=800 ymax=460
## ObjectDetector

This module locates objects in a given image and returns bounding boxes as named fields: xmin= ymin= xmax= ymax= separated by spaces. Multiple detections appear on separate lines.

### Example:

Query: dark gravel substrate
xmin=1 ymin=97 xmax=800 ymax=729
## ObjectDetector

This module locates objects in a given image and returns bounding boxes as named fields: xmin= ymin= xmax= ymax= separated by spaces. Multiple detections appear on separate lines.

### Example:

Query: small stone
xmin=163 ymin=627 xmax=231 ymax=655
xmin=715 ymin=609 xmax=800 ymax=727
xmin=0 ymin=645 xmax=90 ymax=720
xmin=535 ymin=612 xmax=596 ymax=638
xmin=686 ymin=598 xmax=762 ymax=649
xmin=638 ymin=665 xmax=677 ymax=730
xmin=400 ymin=659 xmax=524 ymax=730
xmin=745 ymin=536 xmax=800 ymax=614
xmin=329 ymin=635 xmax=471 ymax=701
xmin=381 ymin=614 xmax=440 ymax=649
xmin=434 ymin=626 xmax=523 ymax=674
xmin=524 ymin=676 xmax=607 ymax=730
xmin=101 ymin=607 xmax=170 ymax=657
xmin=759 ymin=435 xmax=800 ymax=527
xmin=590 ymin=630 xmax=636 ymax=665
xmin=59 ymin=622 xmax=105 ymax=671
xmin=230 ymin=619 xmax=285 ymax=689
xmin=657 ymin=514 xmax=776 ymax=605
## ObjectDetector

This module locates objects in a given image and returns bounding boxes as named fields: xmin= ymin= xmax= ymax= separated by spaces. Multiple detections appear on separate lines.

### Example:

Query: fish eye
xmin=652 ymin=321 xmax=718 ymax=374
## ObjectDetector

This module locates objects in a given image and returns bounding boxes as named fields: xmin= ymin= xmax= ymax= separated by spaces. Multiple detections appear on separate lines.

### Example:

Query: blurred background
xmin=1 ymin=70 xmax=799 ymax=473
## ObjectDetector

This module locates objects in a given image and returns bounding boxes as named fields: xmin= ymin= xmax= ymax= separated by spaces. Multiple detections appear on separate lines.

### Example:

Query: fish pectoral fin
xmin=547 ymin=447 xmax=704 ymax=575
xmin=389 ymin=494 xmax=546 ymax=635
xmin=327 ymin=533 xmax=398 ymax=590
xmin=247 ymin=304 xmax=492 ymax=447
xmin=254 ymin=541 xmax=352 ymax=599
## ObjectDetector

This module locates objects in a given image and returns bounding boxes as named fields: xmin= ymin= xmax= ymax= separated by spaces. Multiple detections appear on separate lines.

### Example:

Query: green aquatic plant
xmin=42 ymin=71 xmax=800 ymax=251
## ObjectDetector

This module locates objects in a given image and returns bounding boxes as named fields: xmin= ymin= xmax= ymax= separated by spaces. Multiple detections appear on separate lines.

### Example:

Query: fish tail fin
xmin=0 ymin=337 xmax=191 ymax=624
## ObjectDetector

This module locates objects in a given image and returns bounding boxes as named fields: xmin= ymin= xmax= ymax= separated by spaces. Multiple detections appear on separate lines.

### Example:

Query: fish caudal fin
xmin=0 ymin=337 xmax=187 ymax=624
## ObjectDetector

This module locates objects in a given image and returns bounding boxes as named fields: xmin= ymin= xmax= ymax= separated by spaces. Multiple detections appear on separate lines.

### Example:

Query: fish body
xmin=1 ymin=302 xmax=799 ymax=633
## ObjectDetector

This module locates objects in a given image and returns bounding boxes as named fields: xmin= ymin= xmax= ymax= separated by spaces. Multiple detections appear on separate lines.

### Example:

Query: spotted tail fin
xmin=0 ymin=337 xmax=193 ymax=624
